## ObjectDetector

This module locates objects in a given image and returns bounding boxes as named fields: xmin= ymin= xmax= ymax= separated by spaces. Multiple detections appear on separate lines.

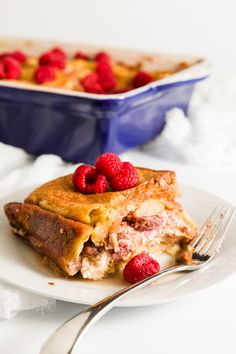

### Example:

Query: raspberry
xmin=96 ymin=61 xmax=116 ymax=91
xmin=39 ymin=49 xmax=66 ymax=69
xmin=114 ymin=88 xmax=130 ymax=94
xmin=0 ymin=53 xmax=9 ymax=61
xmin=0 ymin=62 xmax=5 ymax=78
xmin=95 ymin=51 xmax=110 ymax=62
xmin=73 ymin=165 xmax=96 ymax=193
xmin=72 ymin=164 xmax=108 ymax=194
xmin=0 ymin=51 xmax=27 ymax=63
xmin=11 ymin=50 xmax=27 ymax=63
xmin=133 ymin=71 xmax=153 ymax=88
xmin=0 ymin=57 xmax=21 ymax=79
xmin=86 ymin=174 xmax=108 ymax=194
xmin=95 ymin=153 xmax=122 ymax=179
xmin=109 ymin=162 xmax=138 ymax=191
xmin=74 ymin=51 xmax=89 ymax=60
xmin=51 ymin=47 xmax=66 ymax=60
xmin=34 ymin=65 xmax=56 ymax=84
xmin=123 ymin=252 xmax=160 ymax=284
xmin=81 ymin=73 xmax=104 ymax=94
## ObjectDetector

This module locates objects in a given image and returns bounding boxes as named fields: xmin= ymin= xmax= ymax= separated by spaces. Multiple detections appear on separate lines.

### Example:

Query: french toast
xmin=4 ymin=168 xmax=198 ymax=280
xmin=0 ymin=45 xmax=193 ymax=94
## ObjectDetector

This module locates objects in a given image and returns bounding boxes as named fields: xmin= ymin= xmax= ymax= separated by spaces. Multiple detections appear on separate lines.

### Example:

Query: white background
xmin=0 ymin=0 xmax=235 ymax=76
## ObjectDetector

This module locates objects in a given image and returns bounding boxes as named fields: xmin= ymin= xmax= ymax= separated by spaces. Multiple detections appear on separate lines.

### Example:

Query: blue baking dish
xmin=0 ymin=39 xmax=210 ymax=163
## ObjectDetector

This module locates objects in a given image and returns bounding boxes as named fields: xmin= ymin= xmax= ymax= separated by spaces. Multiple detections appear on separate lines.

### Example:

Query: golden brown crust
xmin=4 ymin=202 xmax=92 ymax=276
xmin=25 ymin=168 xmax=178 ymax=246
xmin=25 ymin=169 xmax=177 ymax=222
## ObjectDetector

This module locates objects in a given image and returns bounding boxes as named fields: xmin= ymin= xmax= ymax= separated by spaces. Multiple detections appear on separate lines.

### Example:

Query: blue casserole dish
xmin=0 ymin=39 xmax=210 ymax=163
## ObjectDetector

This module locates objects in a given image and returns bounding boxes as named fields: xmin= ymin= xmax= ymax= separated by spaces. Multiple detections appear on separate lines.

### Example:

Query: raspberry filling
xmin=79 ymin=209 xmax=194 ymax=280
xmin=108 ymin=211 xmax=193 ymax=259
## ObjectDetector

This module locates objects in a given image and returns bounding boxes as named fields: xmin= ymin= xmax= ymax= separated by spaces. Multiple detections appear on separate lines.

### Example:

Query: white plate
xmin=0 ymin=184 xmax=235 ymax=307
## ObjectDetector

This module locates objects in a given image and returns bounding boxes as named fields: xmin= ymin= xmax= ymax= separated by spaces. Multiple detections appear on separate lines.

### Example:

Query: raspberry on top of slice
xmin=72 ymin=153 xmax=138 ymax=194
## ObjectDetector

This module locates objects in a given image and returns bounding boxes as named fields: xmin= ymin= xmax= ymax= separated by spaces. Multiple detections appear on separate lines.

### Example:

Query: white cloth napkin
xmin=143 ymin=76 xmax=236 ymax=164
xmin=0 ymin=143 xmax=75 ymax=319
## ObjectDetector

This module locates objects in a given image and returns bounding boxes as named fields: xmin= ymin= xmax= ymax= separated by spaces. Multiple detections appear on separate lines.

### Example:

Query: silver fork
xmin=40 ymin=205 xmax=235 ymax=354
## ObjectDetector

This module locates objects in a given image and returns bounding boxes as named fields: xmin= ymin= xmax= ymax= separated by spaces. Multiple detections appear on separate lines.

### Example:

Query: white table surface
xmin=1 ymin=150 xmax=236 ymax=354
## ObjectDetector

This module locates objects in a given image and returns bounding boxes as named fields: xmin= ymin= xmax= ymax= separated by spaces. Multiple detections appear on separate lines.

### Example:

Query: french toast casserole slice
xmin=4 ymin=168 xmax=198 ymax=280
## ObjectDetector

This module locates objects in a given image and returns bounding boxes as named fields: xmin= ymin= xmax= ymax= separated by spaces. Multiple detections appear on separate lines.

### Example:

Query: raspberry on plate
xmin=73 ymin=164 xmax=108 ymax=194
xmin=95 ymin=153 xmax=122 ymax=179
xmin=34 ymin=65 xmax=56 ymax=84
xmin=133 ymin=71 xmax=153 ymax=88
xmin=0 ymin=57 xmax=21 ymax=79
xmin=123 ymin=252 xmax=160 ymax=284
xmin=109 ymin=162 xmax=138 ymax=191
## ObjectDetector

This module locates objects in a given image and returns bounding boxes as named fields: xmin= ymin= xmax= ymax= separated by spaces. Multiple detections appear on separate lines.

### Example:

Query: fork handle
xmin=40 ymin=264 xmax=190 ymax=354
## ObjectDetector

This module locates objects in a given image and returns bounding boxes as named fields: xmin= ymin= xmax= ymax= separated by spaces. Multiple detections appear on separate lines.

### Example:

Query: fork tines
xmin=191 ymin=205 xmax=235 ymax=261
